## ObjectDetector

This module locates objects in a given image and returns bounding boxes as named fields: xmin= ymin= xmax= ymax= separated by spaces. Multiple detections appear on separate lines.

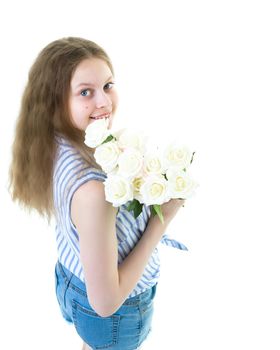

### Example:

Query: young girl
xmin=9 ymin=37 xmax=186 ymax=350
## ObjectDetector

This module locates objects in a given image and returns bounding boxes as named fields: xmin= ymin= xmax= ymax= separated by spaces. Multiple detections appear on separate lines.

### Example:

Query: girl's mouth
xmin=90 ymin=113 xmax=110 ymax=120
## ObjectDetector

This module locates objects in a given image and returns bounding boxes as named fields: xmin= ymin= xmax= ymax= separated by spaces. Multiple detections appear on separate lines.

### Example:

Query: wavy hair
xmin=9 ymin=37 xmax=114 ymax=222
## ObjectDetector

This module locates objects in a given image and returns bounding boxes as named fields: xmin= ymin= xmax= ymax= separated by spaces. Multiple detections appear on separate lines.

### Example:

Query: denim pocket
xmin=140 ymin=299 xmax=153 ymax=314
xmin=140 ymin=284 xmax=157 ymax=314
xmin=55 ymin=263 xmax=73 ymax=323
xmin=138 ymin=299 xmax=154 ymax=347
xmin=72 ymin=299 xmax=120 ymax=349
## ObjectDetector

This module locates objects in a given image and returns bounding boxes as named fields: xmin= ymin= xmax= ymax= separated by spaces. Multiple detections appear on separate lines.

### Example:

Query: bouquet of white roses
xmin=84 ymin=118 xmax=198 ymax=223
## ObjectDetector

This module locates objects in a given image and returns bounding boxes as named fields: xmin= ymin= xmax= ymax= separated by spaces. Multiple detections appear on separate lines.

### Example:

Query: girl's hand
xmin=153 ymin=198 xmax=185 ymax=224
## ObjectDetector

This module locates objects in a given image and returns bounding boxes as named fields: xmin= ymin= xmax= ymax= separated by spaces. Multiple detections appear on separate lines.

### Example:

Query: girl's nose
xmin=95 ymin=90 xmax=111 ymax=108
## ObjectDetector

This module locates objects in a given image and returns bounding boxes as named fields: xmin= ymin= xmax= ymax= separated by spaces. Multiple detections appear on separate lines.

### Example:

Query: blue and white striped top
xmin=53 ymin=136 xmax=187 ymax=298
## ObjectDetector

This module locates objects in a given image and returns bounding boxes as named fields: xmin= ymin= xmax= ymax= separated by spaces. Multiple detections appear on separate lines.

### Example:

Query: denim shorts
xmin=54 ymin=261 xmax=157 ymax=350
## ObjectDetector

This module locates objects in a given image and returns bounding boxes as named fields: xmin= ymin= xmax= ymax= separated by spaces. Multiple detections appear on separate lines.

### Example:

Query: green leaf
xmin=127 ymin=199 xmax=143 ymax=219
xmin=127 ymin=199 xmax=137 ymax=211
xmin=151 ymin=204 xmax=164 ymax=224
xmin=151 ymin=205 xmax=157 ymax=216
xmin=190 ymin=151 xmax=195 ymax=164
xmin=101 ymin=134 xmax=115 ymax=144
xmin=134 ymin=202 xmax=143 ymax=218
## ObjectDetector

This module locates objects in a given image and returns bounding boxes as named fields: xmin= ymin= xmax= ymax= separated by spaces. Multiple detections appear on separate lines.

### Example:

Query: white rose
xmin=163 ymin=143 xmax=193 ymax=170
xmin=166 ymin=168 xmax=198 ymax=199
xmin=140 ymin=174 xmax=170 ymax=205
xmin=143 ymin=151 xmax=164 ymax=175
xmin=84 ymin=118 xmax=110 ymax=148
xmin=117 ymin=148 xmax=144 ymax=179
xmin=115 ymin=129 xmax=147 ymax=153
xmin=94 ymin=141 xmax=121 ymax=172
xmin=132 ymin=177 xmax=145 ymax=203
xmin=104 ymin=175 xmax=134 ymax=207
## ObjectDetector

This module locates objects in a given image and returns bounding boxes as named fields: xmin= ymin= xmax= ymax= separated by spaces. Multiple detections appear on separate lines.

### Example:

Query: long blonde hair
xmin=9 ymin=37 xmax=114 ymax=222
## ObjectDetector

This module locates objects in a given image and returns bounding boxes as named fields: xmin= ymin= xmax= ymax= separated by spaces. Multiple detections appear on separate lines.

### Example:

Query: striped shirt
xmin=53 ymin=135 xmax=187 ymax=298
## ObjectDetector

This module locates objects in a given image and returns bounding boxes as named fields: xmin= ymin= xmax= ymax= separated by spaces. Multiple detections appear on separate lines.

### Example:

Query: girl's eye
xmin=80 ymin=89 xmax=91 ymax=97
xmin=104 ymin=82 xmax=114 ymax=90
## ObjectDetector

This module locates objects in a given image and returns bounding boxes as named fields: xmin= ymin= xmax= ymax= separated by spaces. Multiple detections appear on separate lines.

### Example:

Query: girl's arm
xmin=71 ymin=179 xmax=184 ymax=317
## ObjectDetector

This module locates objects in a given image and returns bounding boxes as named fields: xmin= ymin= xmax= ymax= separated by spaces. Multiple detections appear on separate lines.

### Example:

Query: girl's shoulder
xmin=53 ymin=135 xmax=106 ymax=183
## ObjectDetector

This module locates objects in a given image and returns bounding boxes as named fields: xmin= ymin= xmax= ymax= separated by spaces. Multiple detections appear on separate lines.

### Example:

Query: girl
xmin=9 ymin=37 xmax=186 ymax=350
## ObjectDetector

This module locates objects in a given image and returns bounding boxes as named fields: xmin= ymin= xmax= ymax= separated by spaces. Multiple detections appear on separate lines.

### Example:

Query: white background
xmin=1 ymin=1 xmax=279 ymax=349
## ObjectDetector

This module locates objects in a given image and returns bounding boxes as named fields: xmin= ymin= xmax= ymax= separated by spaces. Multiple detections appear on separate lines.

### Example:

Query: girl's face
xmin=69 ymin=57 xmax=118 ymax=131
